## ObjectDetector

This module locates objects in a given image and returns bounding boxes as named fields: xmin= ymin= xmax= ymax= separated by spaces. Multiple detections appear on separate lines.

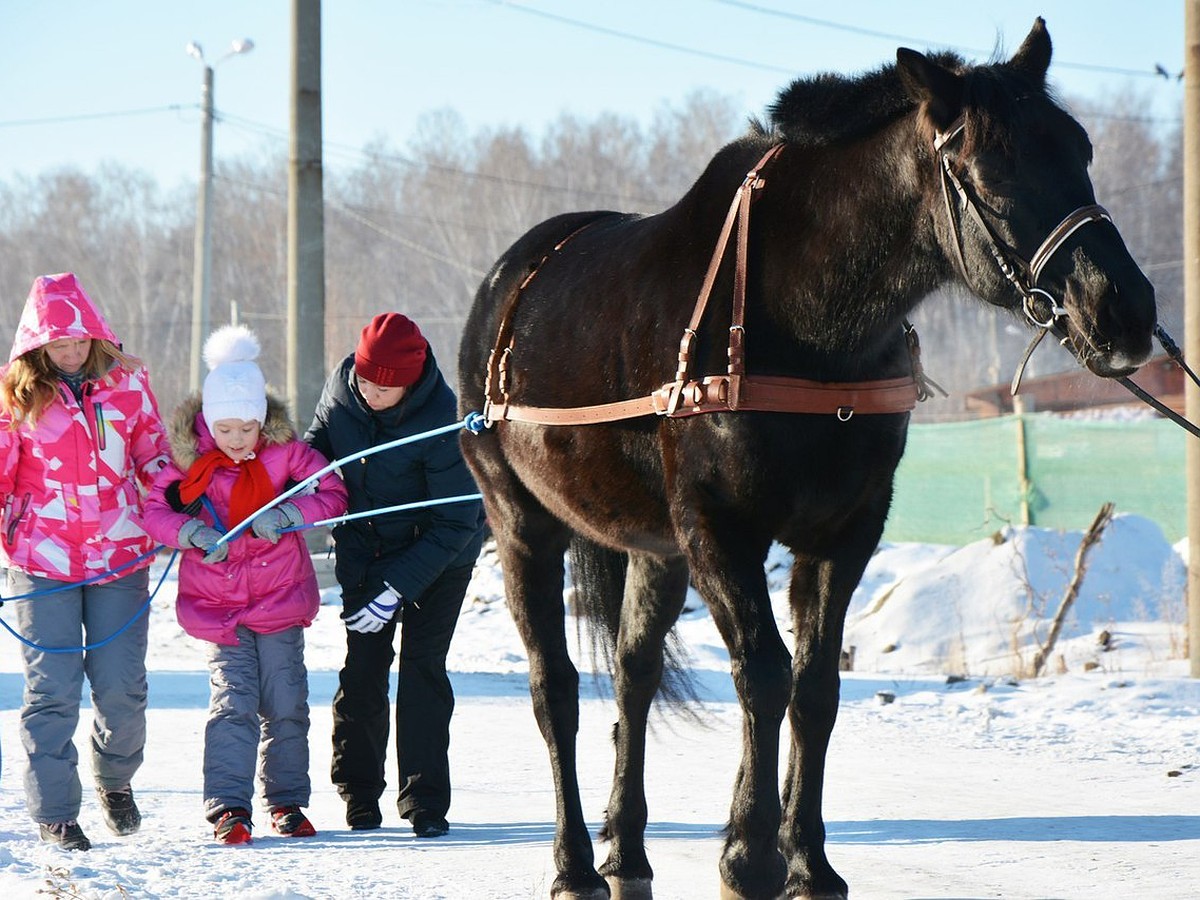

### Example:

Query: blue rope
xmin=214 ymin=414 xmax=482 ymax=546
xmin=200 ymin=495 xmax=227 ymax=533
xmin=281 ymin=492 xmax=483 ymax=532
xmin=0 ymin=545 xmax=161 ymax=603
xmin=0 ymin=549 xmax=179 ymax=654
xmin=0 ymin=412 xmax=490 ymax=650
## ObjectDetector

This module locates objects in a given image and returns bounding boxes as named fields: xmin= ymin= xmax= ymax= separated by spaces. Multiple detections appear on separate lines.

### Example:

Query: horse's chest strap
xmin=482 ymin=144 xmax=924 ymax=428
xmin=486 ymin=373 xmax=919 ymax=426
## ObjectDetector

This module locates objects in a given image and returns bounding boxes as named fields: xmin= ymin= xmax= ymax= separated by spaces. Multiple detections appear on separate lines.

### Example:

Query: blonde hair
xmin=0 ymin=339 xmax=140 ymax=429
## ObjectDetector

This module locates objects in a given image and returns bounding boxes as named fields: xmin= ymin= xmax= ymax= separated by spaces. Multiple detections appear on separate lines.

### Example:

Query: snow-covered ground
xmin=0 ymin=514 xmax=1197 ymax=899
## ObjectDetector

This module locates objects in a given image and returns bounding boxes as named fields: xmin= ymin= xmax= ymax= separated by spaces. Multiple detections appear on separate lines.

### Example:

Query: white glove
xmin=178 ymin=518 xmax=229 ymax=564
xmin=251 ymin=502 xmax=303 ymax=543
xmin=343 ymin=584 xmax=402 ymax=633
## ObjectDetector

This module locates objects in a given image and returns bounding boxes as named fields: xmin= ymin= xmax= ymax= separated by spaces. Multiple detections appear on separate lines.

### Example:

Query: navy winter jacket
xmin=304 ymin=348 xmax=484 ymax=613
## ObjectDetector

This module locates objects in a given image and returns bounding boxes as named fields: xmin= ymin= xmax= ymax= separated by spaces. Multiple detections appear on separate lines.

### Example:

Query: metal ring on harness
xmin=1022 ymin=288 xmax=1066 ymax=330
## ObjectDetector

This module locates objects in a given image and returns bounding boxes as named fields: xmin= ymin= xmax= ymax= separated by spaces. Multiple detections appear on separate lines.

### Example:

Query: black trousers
xmin=330 ymin=564 xmax=473 ymax=820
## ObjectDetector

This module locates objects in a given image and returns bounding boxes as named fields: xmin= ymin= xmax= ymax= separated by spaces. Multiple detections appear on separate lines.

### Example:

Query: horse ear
xmin=1008 ymin=17 xmax=1051 ymax=86
xmin=896 ymin=47 xmax=963 ymax=132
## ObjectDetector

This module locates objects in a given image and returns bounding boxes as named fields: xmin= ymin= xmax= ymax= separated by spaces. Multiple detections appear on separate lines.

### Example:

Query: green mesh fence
xmin=884 ymin=415 xmax=1186 ymax=545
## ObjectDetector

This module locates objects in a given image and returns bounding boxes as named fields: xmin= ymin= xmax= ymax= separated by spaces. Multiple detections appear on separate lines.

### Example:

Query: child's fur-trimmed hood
xmin=167 ymin=392 xmax=298 ymax=470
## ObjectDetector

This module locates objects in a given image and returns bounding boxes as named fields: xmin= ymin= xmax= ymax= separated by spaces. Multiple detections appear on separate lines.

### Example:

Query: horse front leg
xmin=778 ymin=551 xmax=868 ymax=900
xmin=598 ymin=552 xmax=690 ymax=900
xmin=687 ymin=545 xmax=791 ymax=900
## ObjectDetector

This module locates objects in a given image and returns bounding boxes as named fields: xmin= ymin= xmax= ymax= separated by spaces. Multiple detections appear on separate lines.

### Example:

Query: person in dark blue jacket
xmin=304 ymin=313 xmax=484 ymax=837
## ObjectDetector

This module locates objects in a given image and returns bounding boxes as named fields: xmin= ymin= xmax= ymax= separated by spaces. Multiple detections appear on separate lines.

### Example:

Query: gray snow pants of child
xmin=203 ymin=625 xmax=311 ymax=822
xmin=10 ymin=567 xmax=150 ymax=824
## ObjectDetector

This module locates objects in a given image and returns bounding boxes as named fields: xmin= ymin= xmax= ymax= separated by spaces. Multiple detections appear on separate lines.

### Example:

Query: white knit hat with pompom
xmin=201 ymin=325 xmax=267 ymax=429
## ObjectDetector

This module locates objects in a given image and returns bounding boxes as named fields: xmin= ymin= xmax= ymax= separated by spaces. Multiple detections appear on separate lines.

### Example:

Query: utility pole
xmin=1186 ymin=0 xmax=1200 ymax=676
xmin=190 ymin=62 xmax=213 ymax=393
xmin=287 ymin=0 xmax=326 ymax=428
xmin=186 ymin=39 xmax=254 ymax=392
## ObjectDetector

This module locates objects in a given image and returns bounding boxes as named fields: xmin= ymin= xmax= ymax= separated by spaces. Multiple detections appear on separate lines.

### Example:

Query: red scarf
xmin=178 ymin=449 xmax=276 ymax=531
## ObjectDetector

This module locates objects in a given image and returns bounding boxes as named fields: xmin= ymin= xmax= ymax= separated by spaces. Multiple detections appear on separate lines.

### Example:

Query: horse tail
xmin=567 ymin=535 xmax=697 ymax=708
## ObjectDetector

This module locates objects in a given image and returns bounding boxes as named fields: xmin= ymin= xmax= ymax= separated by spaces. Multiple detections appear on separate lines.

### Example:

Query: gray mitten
xmin=251 ymin=502 xmax=303 ymax=544
xmin=178 ymin=518 xmax=229 ymax=564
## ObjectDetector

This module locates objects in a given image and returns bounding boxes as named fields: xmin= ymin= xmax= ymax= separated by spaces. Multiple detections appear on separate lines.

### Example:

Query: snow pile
xmin=840 ymin=514 xmax=1185 ymax=676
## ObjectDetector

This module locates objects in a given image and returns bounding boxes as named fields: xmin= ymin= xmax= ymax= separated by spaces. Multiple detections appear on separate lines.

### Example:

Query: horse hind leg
xmin=472 ymin=473 xmax=608 ymax=899
xmin=591 ymin=552 xmax=690 ymax=900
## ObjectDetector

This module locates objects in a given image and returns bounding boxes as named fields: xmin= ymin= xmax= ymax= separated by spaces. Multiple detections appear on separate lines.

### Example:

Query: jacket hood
xmin=167 ymin=391 xmax=298 ymax=470
xmin=10 ymin=273 xmax=119 ymax=362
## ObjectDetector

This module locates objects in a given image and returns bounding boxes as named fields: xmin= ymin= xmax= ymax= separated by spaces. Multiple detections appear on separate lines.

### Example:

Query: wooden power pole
xmin=1187 ymin=0 xmax=1200 ymax=676
xmin=287 ymin=0 xmax=326 ymax=430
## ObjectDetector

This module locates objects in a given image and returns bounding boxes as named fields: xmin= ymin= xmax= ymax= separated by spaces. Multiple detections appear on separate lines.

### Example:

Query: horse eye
xmin=968 ymin=156 xmax=1019 ymax=197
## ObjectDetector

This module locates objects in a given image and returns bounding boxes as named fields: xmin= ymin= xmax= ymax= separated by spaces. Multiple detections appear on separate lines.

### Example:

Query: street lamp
xmin=186 ymin=38 xmax=254 ymax=392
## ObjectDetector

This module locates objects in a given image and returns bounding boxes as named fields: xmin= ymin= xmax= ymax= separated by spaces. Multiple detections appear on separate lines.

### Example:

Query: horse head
xmin=898 ymin=17 xmax=1156 ymax=377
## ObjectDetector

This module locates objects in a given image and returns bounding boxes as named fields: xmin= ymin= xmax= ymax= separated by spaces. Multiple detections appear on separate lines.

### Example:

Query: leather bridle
xmin=934 ymin=116 xmax=1113 ymax=337
xmin=935 ymin=115 xmax=1200 ymax=439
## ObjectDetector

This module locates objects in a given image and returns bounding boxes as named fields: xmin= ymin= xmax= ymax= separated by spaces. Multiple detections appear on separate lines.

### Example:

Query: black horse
xmin=457 ymin=20 xmax=1155 ymax=900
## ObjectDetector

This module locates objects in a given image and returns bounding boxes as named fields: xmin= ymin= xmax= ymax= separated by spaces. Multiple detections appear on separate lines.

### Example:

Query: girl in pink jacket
xmin=0 ymin=273 xmax=170 ymax=852
xmin=142 ymin=326 xmax=346 ymax=845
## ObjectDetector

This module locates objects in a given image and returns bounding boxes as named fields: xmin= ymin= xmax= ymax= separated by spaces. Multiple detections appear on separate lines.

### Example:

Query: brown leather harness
xmin=481 ymin=144 xmax=931 ymax=428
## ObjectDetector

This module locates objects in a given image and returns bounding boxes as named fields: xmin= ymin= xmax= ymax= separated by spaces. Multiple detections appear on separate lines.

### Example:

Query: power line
xmin=490 ymin=0 xmax=1177 ymax=84
xmin=209 ymin=172 xmax=508 ymax=275
xmin=217 ymin=111 xmax=675 ymax=207
xmin=714 ymin=0 xmax=1173 ymax=80
xmin=485 ymin=0 xmax=797 ymax=75
xmin=0 ymin=104 xmax=190 ymax=128
xmin=327 ymin=198 xmax=490 ymax=278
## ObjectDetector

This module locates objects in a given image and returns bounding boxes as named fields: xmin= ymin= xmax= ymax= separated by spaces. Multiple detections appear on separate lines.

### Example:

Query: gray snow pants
xmin=202 ymin=625 xmax=311 ymax=822
xmin=10 ymin=567 xmax=150 ymax=824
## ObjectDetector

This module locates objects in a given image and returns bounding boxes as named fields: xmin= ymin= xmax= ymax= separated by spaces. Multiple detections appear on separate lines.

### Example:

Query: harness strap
xmin=482 ymin=143 xmax=921 ymax=428
xmin=726 ymin=145 xmax=783 ymax=409
xmin=494 ymin=374 xmax=919 ymax=426
xmin=483 ymin=216 xmax=609 ymax=410
xmin=1028 ymin=204 xmax=1112 ymax=283
xmin=672 ymin=144 xmax=784 ymax=404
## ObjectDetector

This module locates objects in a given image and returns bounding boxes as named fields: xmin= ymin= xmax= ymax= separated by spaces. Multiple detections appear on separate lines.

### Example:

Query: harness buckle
xmin=664 ymin=380 xmax=687 ymax=416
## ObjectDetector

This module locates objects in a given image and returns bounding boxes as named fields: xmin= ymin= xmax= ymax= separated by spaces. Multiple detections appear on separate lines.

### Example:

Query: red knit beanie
xmin=354 ymin=313 xmax=427 ymax=387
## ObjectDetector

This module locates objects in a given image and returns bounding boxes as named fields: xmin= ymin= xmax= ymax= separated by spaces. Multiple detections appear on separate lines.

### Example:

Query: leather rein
xmin=482 ymin=145 xmax=934 ymax=428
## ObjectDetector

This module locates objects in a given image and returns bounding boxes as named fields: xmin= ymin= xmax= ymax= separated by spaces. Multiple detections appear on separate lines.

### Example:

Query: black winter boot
xmin=346 ymin=798 xmax=382 ymax=831
xmin=39 ymin=820 xmax=92 ymax=851
xmin=97 ymin=787 xmax=142 ymax=836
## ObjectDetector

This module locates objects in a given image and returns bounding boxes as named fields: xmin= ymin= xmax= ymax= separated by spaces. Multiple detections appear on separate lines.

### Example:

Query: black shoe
xmin=346 ymin=799 xmax=382 ymax=831
xmin=97 ymin=787 xmax=141 ymax=836
xmin=411 ymin=812 xmax=449 ymax=838
xmin=39 ymin=820 xmax=91 ymax=851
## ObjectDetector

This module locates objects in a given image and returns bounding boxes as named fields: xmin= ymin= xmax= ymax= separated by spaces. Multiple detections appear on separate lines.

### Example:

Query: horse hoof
xmin=718 ymin=882 xmax=785 ymax=900
xmin=606 ymin=876 xmax=653 ymax=900
xmin=553 ymin=888 xmax=610 ymax=900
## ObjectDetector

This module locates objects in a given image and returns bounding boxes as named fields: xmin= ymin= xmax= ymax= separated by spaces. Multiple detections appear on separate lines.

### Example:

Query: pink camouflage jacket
xmin=0 ymin=274 xmax=170 ymax=584
xmin=142 ymin=394 xmax=348 ymax=645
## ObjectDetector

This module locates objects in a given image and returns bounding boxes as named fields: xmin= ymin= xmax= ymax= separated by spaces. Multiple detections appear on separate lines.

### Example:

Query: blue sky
xmin=0 ymin=1 xmax=1185 ymax=190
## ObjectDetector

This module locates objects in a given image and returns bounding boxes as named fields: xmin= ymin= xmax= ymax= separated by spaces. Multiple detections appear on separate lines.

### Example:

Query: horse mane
xmin=756 ymin=49 xmax=1061 ymax=156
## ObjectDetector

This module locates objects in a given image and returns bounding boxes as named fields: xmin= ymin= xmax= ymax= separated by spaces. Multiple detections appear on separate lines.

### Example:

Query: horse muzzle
xmin=1059 ymin=264 xmax=1156 ymax=378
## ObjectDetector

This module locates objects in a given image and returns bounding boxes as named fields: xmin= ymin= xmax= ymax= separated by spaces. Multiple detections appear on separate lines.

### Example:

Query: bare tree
xmin=0 ymin=86 xmax=1180 ymax=425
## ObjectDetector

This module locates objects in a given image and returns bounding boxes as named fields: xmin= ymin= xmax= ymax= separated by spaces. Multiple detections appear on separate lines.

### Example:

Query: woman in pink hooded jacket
xmin=142 ymin=325 xmax=346 ymax=845
xmin=0 ymin=273 xmax=171 ymax=851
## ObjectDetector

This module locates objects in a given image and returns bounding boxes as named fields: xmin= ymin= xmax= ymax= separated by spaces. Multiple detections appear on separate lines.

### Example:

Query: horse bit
xmin=933 ymin=116 xmax=1200 ymax=439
